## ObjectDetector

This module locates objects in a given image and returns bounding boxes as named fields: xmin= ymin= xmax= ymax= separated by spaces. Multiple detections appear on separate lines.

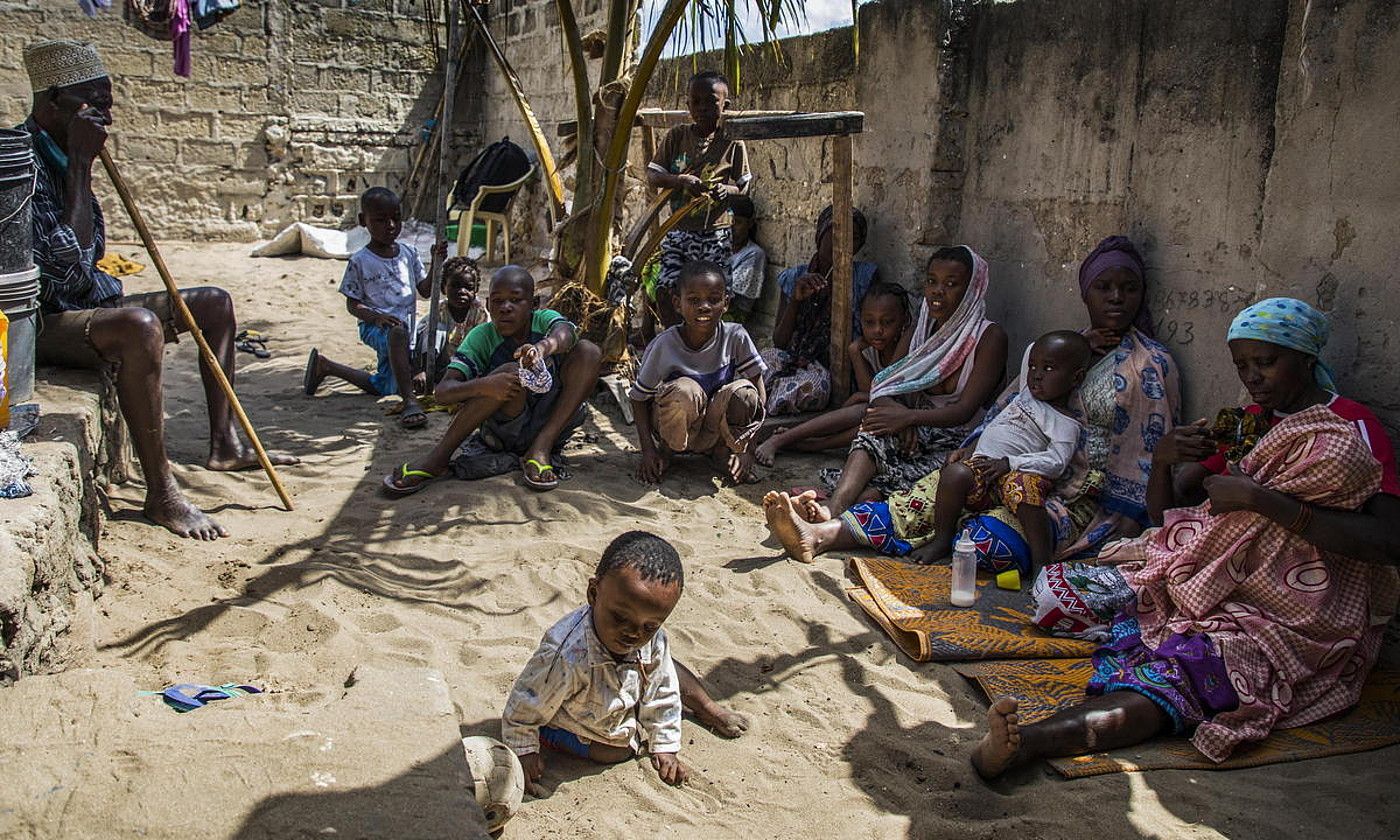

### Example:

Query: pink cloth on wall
xmin=171 ymin=0 xmax=192 ymax=77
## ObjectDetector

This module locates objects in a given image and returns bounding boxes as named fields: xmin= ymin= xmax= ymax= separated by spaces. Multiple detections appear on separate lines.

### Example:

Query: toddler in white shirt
xmin=914 ymin=330 xmax=1091 ymax=573
xmin=502 ymin=531 xmax=690 ymax=793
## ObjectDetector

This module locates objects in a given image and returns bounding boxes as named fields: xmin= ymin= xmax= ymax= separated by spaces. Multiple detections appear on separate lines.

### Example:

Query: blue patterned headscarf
xmin=1227 ymin=297 xmax=1336 ymax=390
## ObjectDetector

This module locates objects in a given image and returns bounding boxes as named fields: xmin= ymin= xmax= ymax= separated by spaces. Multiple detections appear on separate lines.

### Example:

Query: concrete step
xmin=0 ymin=371 xmax=109 ymax=681
xmin=0 ymin=664 xmax=489 ymax=839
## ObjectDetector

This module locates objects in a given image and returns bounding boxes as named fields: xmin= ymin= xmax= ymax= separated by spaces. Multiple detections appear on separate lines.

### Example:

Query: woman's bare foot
xmin=971 ymin=697 xmax=1023 ymax=780
xmin=144 ymin=491 xmax=229 ymax=541
xmin=763 ymin=491 xmax=820 ymax=563
xmin=792 ymin=489 xmax=832 ymax=523
xmin=207 ymin=442 xmax=301 ymax=472
xmin=691 ymin=702 xmax=751 ymax=739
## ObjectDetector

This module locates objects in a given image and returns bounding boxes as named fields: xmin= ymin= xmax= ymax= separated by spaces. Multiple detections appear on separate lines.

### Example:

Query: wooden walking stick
xmin=98 ymin=148 xmax=294 ymax=512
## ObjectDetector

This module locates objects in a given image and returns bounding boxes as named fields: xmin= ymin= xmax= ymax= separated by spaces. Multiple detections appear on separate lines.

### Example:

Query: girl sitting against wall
xmin=758 ymin=206 xmax=880 ymax=416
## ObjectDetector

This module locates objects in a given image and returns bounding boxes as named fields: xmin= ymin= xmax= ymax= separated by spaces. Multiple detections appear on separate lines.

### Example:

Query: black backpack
xmin=452 ymin=137 xmax=532 ymax=215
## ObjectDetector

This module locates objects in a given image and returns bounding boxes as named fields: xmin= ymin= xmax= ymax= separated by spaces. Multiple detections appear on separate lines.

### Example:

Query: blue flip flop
xmin=155 ymin=683 xmax=263 ymax=713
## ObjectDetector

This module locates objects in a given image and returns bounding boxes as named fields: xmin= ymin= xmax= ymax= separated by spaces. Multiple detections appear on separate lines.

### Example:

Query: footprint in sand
xmin=385 ymin=633 xmax=435 ymax=663
xmin=256 ymin=605 xmax=340 ymax=652
xmin=354 ymin=612 xmax=402 ymax=634
xmin=203 ymin=605 xmax=271 ymax=638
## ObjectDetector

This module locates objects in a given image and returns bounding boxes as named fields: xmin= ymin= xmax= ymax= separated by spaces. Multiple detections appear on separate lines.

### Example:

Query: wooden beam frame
xmin=830 ymin=134 xmax=855 ymax=404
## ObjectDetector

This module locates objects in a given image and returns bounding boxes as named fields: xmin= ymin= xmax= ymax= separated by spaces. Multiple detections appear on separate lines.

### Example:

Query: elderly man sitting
xmin=21 ymin=40 xmax=294 ymax=540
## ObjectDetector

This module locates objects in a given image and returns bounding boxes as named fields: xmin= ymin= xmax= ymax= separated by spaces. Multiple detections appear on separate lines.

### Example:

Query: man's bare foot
xmin=792 ymin=489 xmax=832 ymax=523
xmin=763 ymin=491 xmax=819 ymax=563
xmin=207 ymin=442 xmax=301 ymax=472
xmin=690 ymin=702 xmax=750 ymax=739
xmin=971 ymin=697 xmax=1023 ymax=780
xmin=144 ymin=493 xmax=229 ymax=541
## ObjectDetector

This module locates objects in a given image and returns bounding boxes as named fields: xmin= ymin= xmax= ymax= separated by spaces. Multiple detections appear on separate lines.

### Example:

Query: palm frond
xmin=657 ymin=0 xmax=810 ymax=91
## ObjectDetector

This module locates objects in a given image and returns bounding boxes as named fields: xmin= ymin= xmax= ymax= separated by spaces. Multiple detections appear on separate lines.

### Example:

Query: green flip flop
xmin=521 ymin=458 xmax=559 ymax=492
xmin=382 ymin=463 xmax=441 ymax=497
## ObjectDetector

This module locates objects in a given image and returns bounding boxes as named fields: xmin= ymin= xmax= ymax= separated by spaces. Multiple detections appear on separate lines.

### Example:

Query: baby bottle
xmin=950 ymin=529 xmax=978 ymax=607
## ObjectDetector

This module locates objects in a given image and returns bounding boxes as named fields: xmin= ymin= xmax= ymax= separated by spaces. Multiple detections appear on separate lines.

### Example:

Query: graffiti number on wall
xmin=1154 ymin=319 xmax=1196 ymax=346
xmin=1152 ymin=287 xmax=1254 ymax=314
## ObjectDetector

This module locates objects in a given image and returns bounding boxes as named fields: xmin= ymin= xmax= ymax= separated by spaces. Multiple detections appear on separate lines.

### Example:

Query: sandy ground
xmin=69 ymin=242 xmax=1400 ymax=839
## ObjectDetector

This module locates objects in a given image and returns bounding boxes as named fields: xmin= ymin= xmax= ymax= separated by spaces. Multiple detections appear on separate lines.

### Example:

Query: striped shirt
xmin=22 ymin=118 xmax=123 ymax=313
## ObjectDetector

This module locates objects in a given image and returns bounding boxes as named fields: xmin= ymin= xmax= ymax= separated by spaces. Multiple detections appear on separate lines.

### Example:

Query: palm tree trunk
xmin=556 ymin=0 xmax=594 ymax=205
xmin=582 ymin=0 xmax=691 ymax=292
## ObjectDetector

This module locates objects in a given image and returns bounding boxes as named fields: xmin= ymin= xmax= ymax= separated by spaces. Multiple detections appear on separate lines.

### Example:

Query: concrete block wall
xmin=0 ymin=0 xmax=454 ymax=240
xmin=955 ymin=0 xmax=1400 ymax=434
xmin=464 ymin=0 xmax=607 ymax=255
xmin=615 ymin=0 xmax=1400 ymax=434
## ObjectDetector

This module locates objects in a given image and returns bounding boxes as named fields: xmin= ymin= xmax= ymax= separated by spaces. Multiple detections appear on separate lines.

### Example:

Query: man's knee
xmin=185 ymin=286 xmax=235 ymax=321
xmin=96 ymin=307 xmax=166 ymax=360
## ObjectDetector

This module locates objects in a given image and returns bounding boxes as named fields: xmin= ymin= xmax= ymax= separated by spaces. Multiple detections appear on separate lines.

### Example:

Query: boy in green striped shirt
xmin=383 ymin=265 xmax=602 ymax=494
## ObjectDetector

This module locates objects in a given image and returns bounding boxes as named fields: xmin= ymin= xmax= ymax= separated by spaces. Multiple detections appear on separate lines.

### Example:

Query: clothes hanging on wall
xmin=78 ymin=0 xmax=113 ymax=17
xmin=120 ymin=0 xmax=241 ymax=77
xmin=194 ymin=0 xmax=240 ymax=30
xmin=171 ymin=0 xmax=192 ymax=77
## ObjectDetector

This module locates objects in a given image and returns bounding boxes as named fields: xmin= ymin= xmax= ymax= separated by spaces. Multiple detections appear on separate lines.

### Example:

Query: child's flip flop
xmin=382 ymin=463 xmax=441 ymax=497
xmin=303 ymin=348 xmax=321 ymax=396
xmin=399 ymin=407 xmax=428 ymax=429
xmin=520 ymin=458 xmax=559 ymax=491
xmin=156 ymin=683 xmax=263 ymax=713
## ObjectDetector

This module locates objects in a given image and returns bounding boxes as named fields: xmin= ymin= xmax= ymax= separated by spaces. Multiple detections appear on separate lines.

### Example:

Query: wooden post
xmin=830 ymin=134 xmax=855 ymax=404
xmin=424 ymin=0 xmax=459 ymax=378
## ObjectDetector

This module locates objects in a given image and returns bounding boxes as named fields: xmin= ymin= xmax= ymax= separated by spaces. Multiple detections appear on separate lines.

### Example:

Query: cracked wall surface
xmin=619 ymin=0 xmax=1400 ymax=427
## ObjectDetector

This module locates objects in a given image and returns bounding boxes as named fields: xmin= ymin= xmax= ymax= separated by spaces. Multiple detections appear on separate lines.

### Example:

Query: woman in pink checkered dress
xmin=974 ymin=298 xmax=1400 ymax=780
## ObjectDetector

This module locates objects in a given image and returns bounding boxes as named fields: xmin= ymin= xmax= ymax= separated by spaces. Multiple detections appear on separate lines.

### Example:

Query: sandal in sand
xmin=303 ymin=348 xmax=321 ymax=396
xmin=382 ymin=463 xmax=442 ymax=497
xmin=521 ymin=458 xmax=559 ymax=492
xmin=399 ymin=407 xmax=428 ymax=429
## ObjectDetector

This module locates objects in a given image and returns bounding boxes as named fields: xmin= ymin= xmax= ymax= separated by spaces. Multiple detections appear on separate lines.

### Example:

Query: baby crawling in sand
xmin=501 ymin=531 xmax=747 ymax=794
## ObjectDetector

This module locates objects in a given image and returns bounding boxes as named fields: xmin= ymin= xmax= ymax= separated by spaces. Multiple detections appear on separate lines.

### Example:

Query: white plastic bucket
xmin=0 ymin=265 xmax=39 ymax=403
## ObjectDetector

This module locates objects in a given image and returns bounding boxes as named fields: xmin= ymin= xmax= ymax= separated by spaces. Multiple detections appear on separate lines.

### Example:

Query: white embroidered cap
xmin=24 ymin=39 xmax=109 ymax=92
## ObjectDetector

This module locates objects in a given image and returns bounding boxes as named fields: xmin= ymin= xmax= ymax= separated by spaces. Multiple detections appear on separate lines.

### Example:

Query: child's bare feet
xmin=971 ymin=697 xmax=1023 ymax=780
xmin=763 ymin=491 xmax=819 ymax=563
xmin=730 ymin=452 xmax=760 ymax=483
xmin=690 ymin=702 xmax=750 ymax=739
xmin=792 ymin=489 xmax=832 ymax=523
xmin=751 ymin=429 xmax=786 ymax=467
xmin=912 ymin=532 xmax=955 ymax=565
